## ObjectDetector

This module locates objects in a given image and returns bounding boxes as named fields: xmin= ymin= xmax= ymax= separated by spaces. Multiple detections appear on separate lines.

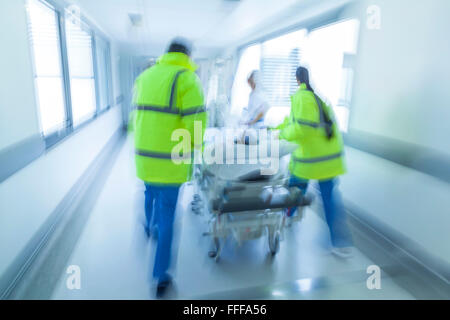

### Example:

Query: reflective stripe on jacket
xmin=133 ymin=52 xmax=207 ymax=184
xmin=278 ymin=83 xmax=346 ymax=180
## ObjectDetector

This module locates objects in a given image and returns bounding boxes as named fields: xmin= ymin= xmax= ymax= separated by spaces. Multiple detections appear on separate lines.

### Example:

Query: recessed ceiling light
xmin=128 ymin=13 xmax=143 ymax=27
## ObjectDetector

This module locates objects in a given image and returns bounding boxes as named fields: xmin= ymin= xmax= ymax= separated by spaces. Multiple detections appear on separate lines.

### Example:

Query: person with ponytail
xmin=276 ymin=66 xmax=353 ymax=258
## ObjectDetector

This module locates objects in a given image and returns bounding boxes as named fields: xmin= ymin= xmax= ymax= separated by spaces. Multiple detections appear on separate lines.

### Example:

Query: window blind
xmin=65 ymin=15 xmax=97 ymax=126
xmin=260 ymin=29 xmax=306 ymax=108
xmin=26 ymin=0 xmax=66 ymax=135
xmin=95 ymin=36 xmax=111 ymax=112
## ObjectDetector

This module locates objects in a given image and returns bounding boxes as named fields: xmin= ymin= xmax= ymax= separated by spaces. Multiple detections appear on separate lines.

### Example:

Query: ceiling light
xmin=128 ymin=13 xmax=143 ymax=27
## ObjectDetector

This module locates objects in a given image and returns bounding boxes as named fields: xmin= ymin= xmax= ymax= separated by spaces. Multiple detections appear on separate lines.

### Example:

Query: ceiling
xmin=66 ymin=0 xmax=349 ymax=58
xmin=65 ymin=0 xmax=306 ymax=57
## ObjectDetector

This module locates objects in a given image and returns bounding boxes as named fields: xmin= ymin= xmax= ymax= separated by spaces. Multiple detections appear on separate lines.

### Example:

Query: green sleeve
xmin=178 ymin=72 xmax=208 ymax=148
xmin=128 ymin=77 xmax=140 ymax=134
xmin=279 ymin=94 xmax=318 ymax=142
xmin=275 ymin=116 xmax=289 ymax=131
xmin=127 ymin=110 xmax=136 ymax=133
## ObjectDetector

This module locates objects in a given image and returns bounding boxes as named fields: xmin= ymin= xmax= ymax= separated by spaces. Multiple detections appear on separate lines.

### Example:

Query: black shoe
xmin=144 ymin=224 xmax=158 ymax=241
xmin=144 ymin=226 xmax=150 ymax=238
xmin=156 ymin=277 xmax=172 ymax=299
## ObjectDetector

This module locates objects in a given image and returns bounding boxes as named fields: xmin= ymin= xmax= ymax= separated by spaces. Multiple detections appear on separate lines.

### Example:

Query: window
xmin=26 ymin=0 xmax=114 ymax=146
xmin=231 ymin=19 xmax=360 ymax=131
xmin=26 ymin=0 xmax=67 ymax=135
xmin=260 ymin=29 xmax=307 ymax=127
xmin=261 ymin=29 xmax=307 ymax=108
xmin=95 ymin=36 xmax=112 ymax=112
xmin=206 ymin=74 xmax=219 ymax=106
xmin=65 ymin=15 xmax=97 ymax=127
xmin=302 ymin=19 xmax=360 ymax=132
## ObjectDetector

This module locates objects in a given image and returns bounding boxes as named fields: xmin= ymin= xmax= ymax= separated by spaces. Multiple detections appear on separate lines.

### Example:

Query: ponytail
xmin=296 ymin=66 xmax=335 ymax=140
xmin=296 ymin=66 xmax=313 ymax=92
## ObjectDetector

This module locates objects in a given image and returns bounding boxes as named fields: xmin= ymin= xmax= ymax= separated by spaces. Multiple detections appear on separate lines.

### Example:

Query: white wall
xmin=341 ymin=147 xmax=450 ymax=265
xmin=0 ymin=108 xmax=122 ymax=277
xmin=0 ymin=0 xmax=40 ymax=150
xmin=347 ymin=0 xmax=450 ymax=156
xmin=0 ymin=0 xmax=124 ymax=281
xmin=339 ymin=0 xmax=450 ymax=265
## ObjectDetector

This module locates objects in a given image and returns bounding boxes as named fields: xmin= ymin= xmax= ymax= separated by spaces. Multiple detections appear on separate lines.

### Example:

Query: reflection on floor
xmin=51 ymin=139 xmax=415 ymax=300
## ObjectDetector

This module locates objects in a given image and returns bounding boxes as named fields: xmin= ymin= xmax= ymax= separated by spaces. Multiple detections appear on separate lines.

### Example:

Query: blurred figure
xmin=245 ymin=70 xmax=270 ymax=128
xmin=237 ymin=70 xmax=270 ymax=144
xmin=133 ymin=37 xmax=207 ymax=297
xmin=276 ymin=66 xmax=353 ymax=258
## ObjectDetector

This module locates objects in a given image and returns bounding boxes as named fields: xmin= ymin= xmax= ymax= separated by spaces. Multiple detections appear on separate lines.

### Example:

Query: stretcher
xmin=190 ymin=129 xmax=312 ymax=261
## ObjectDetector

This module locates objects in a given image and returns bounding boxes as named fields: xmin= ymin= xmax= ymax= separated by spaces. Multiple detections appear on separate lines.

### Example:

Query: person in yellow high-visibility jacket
xmin=133 ymin=37 xmax=207 ymax=297
xmin=276 ymin=66 xmax=353 ymax=258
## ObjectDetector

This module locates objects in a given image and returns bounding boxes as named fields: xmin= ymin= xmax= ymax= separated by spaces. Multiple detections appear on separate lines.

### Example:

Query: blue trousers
xmin=144 ymin=186 xmax=156 ymax=234
xmin=288 ymin=176 xmax=353 ymax=248
xmin=144 ymin=183 xmax=180 ymax=282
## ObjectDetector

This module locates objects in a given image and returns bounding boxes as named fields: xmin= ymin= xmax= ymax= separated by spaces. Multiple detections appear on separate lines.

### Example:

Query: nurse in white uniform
xmin=245 ymin=70 xmax=270 ymax=128
xmin=238 ymin=70 xmax=270 ymax=144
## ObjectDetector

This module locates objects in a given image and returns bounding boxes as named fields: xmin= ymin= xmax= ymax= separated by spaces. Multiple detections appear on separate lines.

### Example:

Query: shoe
xmin=144 ymin=226 xmax=150 ymax=238
xmin=284 ymin=208 xmax=296 ymax=228
xmin=143 ymin=224 xmax=158 ymax=241
xmin=143 ymin=226 xmax=157 ymax=239
xmin=331 ymin=246 xmax=353 ymax=259
xmin=149 ymin=226 xmax=158 ymax=241
xmin=285 ymin=216 xmax=293 ymax=228
xmin=156 ymin=277 xmax=172 ymax=299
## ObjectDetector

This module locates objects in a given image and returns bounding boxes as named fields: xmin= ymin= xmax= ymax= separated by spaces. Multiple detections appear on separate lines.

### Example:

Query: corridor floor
xmin=51 ymin=138 xmax=414 ymax=300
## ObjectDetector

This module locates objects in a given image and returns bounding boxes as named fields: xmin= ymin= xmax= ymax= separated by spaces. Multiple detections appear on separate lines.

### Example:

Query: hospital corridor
xmin=36 ymin=138 xmax=415 ymax=300
xmin=1 ymin=0 xmax=450 ymax=303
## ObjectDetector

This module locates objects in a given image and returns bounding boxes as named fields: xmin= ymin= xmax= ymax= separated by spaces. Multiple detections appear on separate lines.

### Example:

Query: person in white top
xmin=236 ymin=70 xmax=271 ymax=144
xmin=244 ymin=70 xmax=270 ymax=128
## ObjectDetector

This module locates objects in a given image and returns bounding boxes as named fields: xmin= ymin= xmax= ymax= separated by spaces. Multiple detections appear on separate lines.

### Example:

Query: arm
xmin=247 ymin=97 xmax=270 ymax=125
xmin=247 ymin=111 xmax=265 ymax=125
xmin=178 ymin=72 xmax=208 ymax=149
xmin=280 ymin=117 xmax=319 ymax=142
xmin=279 ymin=94 xmax=319 ymax=142
xmin=274 ymin=116 xmax=289 ymax=131
xmin=279 ymin=123 xmax=301 ymax=142
xmin=127 ymin=110 xmax=136 ymax=133
xmin=129 ymin=77 xmax=141 ymax=133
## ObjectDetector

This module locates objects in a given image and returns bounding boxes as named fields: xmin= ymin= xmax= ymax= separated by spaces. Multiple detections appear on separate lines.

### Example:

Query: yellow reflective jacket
xmin=278 ymin=83 xmax=346 ymax=181
xmin=133 ymin=52 xmax=207 ymax=185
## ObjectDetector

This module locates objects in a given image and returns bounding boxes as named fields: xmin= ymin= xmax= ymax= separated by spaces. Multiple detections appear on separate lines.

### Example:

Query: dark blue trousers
xmin=144 ymin=183 xmax=180 ymax=282
xmin=288 ymin=176 xmax=353 ymax=248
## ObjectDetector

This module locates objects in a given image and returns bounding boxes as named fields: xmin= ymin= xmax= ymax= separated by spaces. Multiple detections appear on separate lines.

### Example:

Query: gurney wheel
xmin=208 ymin=237 xmax=221 ymax=262
xmin=208 ymin=251 xmax=221 ymax=263
xmin=190 ymin=200 xmax=202 ymax=215
xmin=269 ymin=231 xmax=280 ymax=256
